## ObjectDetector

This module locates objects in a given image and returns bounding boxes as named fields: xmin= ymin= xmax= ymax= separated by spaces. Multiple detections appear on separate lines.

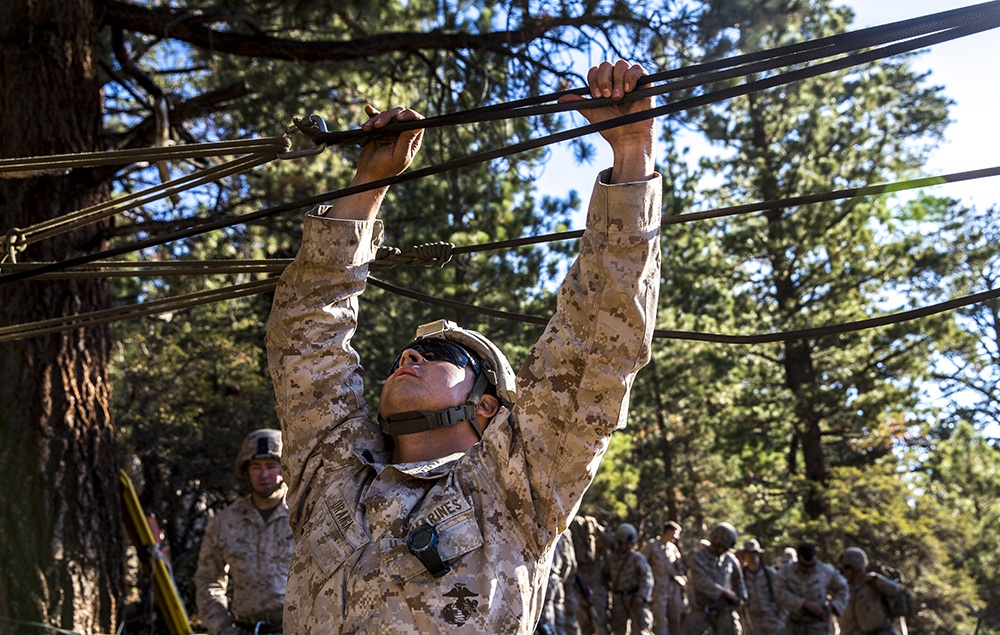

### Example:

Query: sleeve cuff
xmin=588 ymin=169 xmax=662 ymax=235
xmin=299 ymin=207 xmax=384 ymax=266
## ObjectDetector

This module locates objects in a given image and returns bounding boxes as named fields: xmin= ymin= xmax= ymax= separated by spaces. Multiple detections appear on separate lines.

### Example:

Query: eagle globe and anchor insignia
xmin=441 ymin=583 xmax=479 ymax=626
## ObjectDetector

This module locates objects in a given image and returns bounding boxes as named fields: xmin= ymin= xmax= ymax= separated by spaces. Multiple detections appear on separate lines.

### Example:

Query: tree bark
xmin=0 ymin=0 xmax=123 ymax=632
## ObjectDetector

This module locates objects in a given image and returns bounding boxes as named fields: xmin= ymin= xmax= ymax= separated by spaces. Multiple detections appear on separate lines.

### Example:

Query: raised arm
xmin=323 ymin=105 xmax=424 ymax=220
xmin=266 ymin=105 xmax=424 ymax=521
xmin=493 ymin=61 xmax=661 ymax=543
xmin=558 ymin=60 xmax=656 ymax=184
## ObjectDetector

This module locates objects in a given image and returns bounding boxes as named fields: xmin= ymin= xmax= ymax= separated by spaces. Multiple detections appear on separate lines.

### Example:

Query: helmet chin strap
xmin=379 ymin=373 xmax=491 ymax=440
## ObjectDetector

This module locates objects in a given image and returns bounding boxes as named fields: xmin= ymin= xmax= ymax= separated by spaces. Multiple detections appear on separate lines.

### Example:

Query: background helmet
xmin=741 ymin=539 xmax=765 ymax=554
xmin=615 ymin=523 xmax=638 ymax=545
xmin=780 ymin=547 xmax=798 ymax=564
xmin=708 ymin=522 xmax=738 ymax=550
xmin=235 ymin=429 xmax=282 ymax=476
xmin=839 ymin=547 xmax=869 ymax=572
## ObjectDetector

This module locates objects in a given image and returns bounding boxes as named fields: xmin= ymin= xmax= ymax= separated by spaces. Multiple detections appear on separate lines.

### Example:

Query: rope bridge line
xmin=2 ymin=0 xmax=999 ymax=286
xmin=0 ymin=2 xmax=998 ymax=344
xmin=2 ymin=164 xmax=996 ymax=343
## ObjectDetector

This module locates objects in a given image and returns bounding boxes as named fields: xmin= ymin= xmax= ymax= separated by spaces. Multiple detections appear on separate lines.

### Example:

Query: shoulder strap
xmin=763 ymin=566 xmax=776 ymax=603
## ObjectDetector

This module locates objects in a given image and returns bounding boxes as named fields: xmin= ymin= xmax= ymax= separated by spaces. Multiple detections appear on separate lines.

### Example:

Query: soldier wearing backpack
xmin=836 ymin=547 xmax=909 ymax=635
xmin=739 ymin=539 xmax=788 ymax=633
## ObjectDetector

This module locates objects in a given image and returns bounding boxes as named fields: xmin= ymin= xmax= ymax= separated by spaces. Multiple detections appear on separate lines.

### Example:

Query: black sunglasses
xmin=388 ymin=339 xmax=481 ymax=377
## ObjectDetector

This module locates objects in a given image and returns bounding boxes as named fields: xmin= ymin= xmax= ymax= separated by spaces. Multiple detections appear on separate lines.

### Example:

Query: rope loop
xmin=372 ymin=242 xmax=455 ymax=271
xmin=3 ymin=228 xmax=27 ymax=264
xmin=413 ymin=241 xmax=455 ymax=267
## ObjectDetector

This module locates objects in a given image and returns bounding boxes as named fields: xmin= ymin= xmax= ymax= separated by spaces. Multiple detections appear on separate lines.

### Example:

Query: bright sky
xmin=536 ymin=0 xmax=1000 ymax=212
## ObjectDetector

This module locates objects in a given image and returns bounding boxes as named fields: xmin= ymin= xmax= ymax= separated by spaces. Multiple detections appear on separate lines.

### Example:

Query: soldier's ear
xmin=477 ymin=394 xmax=500 ymax=419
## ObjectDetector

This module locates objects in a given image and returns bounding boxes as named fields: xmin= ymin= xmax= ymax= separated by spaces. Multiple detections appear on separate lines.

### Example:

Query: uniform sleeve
xmin=637 ymin=554 xmax=654 ymax=602
xmin=688 ymin=549 xmax=724 ymax=602
xmin=827 ymin=568 xmax=850 ymax=616
xmin=194 ymin=516 xmax=235 ymax=635
xmin=728 ymin=554 xmax=747 ymax=601
xmin=266 ymin=214 xmax=386 ymax=529
xmin=773 ymin=566 xmax=806 ymax=614
xmin=492 ymin=170 xmax=660 ymax=548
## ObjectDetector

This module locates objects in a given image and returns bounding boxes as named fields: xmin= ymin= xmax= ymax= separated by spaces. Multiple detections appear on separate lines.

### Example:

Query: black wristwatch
xmin=407 ymin=524 xmax=451 ymax=578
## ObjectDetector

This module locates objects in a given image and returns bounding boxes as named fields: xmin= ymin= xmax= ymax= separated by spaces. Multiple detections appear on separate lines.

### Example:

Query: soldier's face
xmin=379 ymin=346 xmax=476 ymax=420
xmin=247 ymin=458 xmax=283 ymax=498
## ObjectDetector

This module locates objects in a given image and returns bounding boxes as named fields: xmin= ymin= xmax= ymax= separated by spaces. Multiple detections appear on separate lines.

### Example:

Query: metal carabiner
xmin=279 ymin=114 xmax=329 ymax=160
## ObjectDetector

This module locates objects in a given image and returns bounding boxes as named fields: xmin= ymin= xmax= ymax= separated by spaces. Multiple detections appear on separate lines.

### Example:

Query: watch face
xmin=409 ymin=526 xmax=435 ymax=551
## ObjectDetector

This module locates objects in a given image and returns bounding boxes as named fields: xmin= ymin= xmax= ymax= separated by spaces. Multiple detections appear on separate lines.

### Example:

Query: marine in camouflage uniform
xmin=738 ymin=539 xmax=787 ymax=634
xmin=570 ymin=515 xmax=614 ymax=635
xmin=641 ymin=521 xmax=686 ymax=635
xmin=604 ymin=524 xmax=653 ymax=635
xmin=775 ymin=543 xmax=850 ymax=635
xmin=836 ymin=548 xmax=902 ymax=635
xmin=538 ymin=530 xmax=579 ymax=635
xmin=265 ymin=61 xmax=662 ymax=635
xmin=679 ymin=523 xmax=746 ymax=635
xmin=195 ymin=430 xmax=294 ymax=635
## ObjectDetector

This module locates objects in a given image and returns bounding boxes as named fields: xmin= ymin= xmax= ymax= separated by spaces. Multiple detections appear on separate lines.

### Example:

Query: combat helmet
xmin=839 ymin=547 xmax=869 ymax=572
xmin=235 ymin=429 xmax=282 ymax=476
xmin=615 ymin=523 xmax=639 ymax=545
xmin=379 ymin=319 xmax=517 ymax=439
xmin=708 ymin=522 xmax=738 ymax=550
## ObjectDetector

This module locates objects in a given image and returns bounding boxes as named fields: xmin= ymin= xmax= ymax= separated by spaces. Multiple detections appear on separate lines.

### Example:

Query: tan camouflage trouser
xmin=574 ymin=571 xmax=610 ymax=635
xmin=786 ymin=619 xmax=830 ymax=635
xmin=610 ymin=593 xmax=652 ymax=635
xmin=679 ymin=607 xmax=742 ymax=635
xmin=649 ymin=589 xmax=684 ymax=635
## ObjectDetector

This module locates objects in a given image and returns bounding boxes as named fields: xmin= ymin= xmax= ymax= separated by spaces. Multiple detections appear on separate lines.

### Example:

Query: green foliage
xmin=826 ymin=462 xmax=986 ymax=633
xmin=111 ymin=295 xmax=278 ymax=606
xmin=919 ymin=422 xmax=1000 ymax=628
xmin=90 ymin=0 xmax=1000 ymax=628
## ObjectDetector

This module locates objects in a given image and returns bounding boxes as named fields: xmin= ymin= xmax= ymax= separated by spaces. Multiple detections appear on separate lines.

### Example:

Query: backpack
xmin=870 ymin=571 xmax=915 ymax=618
xmin=883 ymin=586 xmax=915 ymax=618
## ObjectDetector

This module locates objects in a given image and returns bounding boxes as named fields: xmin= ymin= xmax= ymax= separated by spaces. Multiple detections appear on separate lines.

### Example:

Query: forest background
xmin=0 ymin=0 xmax=997 ymax=634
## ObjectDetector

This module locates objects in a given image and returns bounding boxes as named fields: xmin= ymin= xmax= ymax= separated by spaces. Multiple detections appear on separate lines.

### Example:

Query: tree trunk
xmin=0 ymin=1 xmax=123 ymax=633
xmin=647 ymin=354 xmax=680 ymax=522
xmin=748 ymin=93 xmax=831 ymax=521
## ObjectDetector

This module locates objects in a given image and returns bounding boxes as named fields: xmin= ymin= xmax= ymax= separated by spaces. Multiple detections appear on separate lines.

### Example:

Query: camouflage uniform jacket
xmin=743 ymin=565 xmax=788 ymax=630
xmin=604 ymin=550 xmax=654 ymax=601
xmin=686 ymin=548 xmax=746 ymax=611
xmin=641 ymin=539 xmax=685 ymax=596
xmin=266 ymin=171 xmax=662 ymax=635
xmin=775 ymin=561 xmax=849 ymax=622
xmin=194 ymin=494 xmax=294 ymax=635
xmin=839 ymin=575 xmax=901 ymax=635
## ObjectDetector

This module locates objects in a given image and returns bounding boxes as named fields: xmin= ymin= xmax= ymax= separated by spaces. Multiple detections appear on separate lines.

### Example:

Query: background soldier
xmin=836 ymin=547 xmax=903 ymax=635
xmin=641 ymin=521 xmax=686 ymax=635
xmin=571 ymin=515 xmax=614 ymax=635
xmin=739 ymin=539 xmax=787 ymax=634
xmin=194 ymin=429 xmax=294 ymax=635
xmin=679 ymin=522 xmax=746 ymax=635
xmin=776 ymin=543 xmax=849 ymax=635
xmin=538 ymin=529 xmax=580 ymax=635
xmin=604 ymin=523 xmax=654 ymax=635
